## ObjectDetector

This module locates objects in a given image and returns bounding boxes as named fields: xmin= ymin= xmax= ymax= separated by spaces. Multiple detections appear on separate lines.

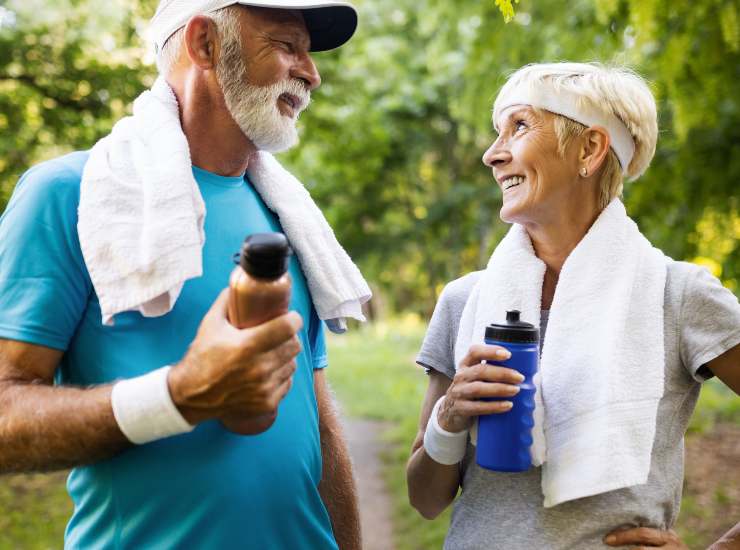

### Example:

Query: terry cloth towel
xmin=78 ymin=77 xmax=371 ymax=333
xmin=453 ymin=199 xmax=667 ymax=507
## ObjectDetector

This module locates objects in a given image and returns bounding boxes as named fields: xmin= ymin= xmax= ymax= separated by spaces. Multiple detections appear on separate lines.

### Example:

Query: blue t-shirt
xmin=0 ymin=152 xmax=338 ymax=550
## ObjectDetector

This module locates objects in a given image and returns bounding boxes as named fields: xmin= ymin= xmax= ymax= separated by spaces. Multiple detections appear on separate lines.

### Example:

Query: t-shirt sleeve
xmin=416 ymin=284 xmax=459 ymax=380
xmin=679 ymin=266 xmax=740 ymax=382
xmin=309 ymin=311 xmax=328 ymax=370
xmin=0 ymin=160 xmax=91 ymax=351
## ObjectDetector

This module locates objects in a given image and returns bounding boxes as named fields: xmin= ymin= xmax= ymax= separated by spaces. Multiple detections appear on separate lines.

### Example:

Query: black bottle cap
xmin=238 ymin=233 xmax=292 ymax=279
xmin=485 ymin=310 xmax=539 ymax=344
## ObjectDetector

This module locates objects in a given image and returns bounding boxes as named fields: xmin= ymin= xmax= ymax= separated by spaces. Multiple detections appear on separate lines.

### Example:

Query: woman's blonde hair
xmin=493 ymin=62 xmax=658 ymax=209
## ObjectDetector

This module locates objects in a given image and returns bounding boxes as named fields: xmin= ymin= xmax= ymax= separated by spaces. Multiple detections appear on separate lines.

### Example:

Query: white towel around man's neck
xmin=78 ymin=77 xmax=370 ymax=332
xmin=454 ymin=199 xmax=667 ymax=507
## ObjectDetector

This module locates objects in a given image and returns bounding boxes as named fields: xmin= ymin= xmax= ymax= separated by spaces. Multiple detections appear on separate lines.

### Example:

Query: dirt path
xmin=343 ymin=418 xmax=396 ymax=550
xmin=682 ymin=423 xmax=740 ymax=546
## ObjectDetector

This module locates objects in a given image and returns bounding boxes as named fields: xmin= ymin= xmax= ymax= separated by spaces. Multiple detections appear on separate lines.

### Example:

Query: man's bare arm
xmin=315 ymin=370 xmax=361 ymax=550
xmin=0 ymin=290 xmax=303 ymax=474
xmin=0 ymin=338 xmax=128 ymax=473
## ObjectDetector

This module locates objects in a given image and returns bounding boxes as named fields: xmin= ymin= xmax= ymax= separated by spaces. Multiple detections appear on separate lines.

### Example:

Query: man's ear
xmin=183 ymin=15 xmax=218 ymax=70
xmin=579 ymin=126 xmax=611 ymax=176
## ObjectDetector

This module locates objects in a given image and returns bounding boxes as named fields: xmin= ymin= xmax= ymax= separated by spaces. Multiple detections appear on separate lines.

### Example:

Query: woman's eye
xmin=515 ymin=120 xmax=527 ymax=132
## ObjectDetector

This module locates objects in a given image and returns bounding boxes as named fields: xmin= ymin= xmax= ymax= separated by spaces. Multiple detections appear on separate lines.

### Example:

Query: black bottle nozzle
xmin=506 ymin=310 xmax=521 ymax=323
xmin=237 ymin=233 xmax=292 ymax=279
xmin=486 ymin=309 xmax=539 ymax=344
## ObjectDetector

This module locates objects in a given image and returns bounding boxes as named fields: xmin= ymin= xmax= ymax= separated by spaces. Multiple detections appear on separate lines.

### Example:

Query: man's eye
xmin=278 ymin=41 xmax=294 ymax=52
xmin=515 ymin=120 xmax=527 ymax=132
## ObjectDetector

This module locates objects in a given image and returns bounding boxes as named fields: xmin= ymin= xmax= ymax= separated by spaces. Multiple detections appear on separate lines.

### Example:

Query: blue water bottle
xmin=477 ymin=310 xmax=539 ymax=472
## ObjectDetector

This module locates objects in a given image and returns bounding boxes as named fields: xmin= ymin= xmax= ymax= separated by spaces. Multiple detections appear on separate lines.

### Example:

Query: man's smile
xmin=278 ymin=93 xmax=301 ymax=116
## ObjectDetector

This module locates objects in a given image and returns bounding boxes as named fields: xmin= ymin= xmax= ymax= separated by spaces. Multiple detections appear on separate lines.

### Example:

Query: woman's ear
xmin=183 ymin=15 xmax=218 ymax=71
xmin=579 ymin=126 xmax=611 ymax=178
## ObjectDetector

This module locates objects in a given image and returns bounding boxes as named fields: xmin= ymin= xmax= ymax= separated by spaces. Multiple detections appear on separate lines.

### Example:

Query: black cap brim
xmin=302 ymin=6 xmax=357 ymax=51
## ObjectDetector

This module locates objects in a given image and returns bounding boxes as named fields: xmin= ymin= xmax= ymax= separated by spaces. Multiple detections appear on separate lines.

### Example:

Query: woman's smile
xmin=500 ymin=175 xmax=526 ymax=191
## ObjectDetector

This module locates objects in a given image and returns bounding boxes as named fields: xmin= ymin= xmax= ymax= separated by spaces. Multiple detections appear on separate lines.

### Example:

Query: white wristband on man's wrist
xmin=423 ymin=396 xmax=469 ymax=465
xmin=111 ymin=366 xmax=194 ymax=445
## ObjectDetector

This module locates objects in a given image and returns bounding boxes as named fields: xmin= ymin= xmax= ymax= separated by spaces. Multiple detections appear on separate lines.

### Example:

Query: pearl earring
xmin=580 ymin=167 xmax=588 ymax=177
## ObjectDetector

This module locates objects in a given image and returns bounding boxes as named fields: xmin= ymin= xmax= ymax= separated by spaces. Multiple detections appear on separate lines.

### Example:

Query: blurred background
xmin=0 ymin=0 xmax=737 ymax=548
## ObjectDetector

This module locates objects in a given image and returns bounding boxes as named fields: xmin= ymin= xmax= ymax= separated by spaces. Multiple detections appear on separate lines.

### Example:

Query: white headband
xmin=494 ymin=85 xmax=635 ymax=173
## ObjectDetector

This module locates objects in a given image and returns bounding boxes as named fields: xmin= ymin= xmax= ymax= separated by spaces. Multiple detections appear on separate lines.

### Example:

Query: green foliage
xmin=283 ymin=0 xmax=740 ymax=312
xmin=326 ymin=319 xmax=453 ymax=550
xmin=495 ymin=0 xmax=520 ymax=23
xmin=688 ymin=376 xmax=740 ymax=434
xmin=0 ymin=0 xmax=157 ymax=206
xmin=0 ymin=0 xmax=737 ymax=314
xmin=0 ymin=472 xmax=71 ymax=549
xmin=326 ymin=319 xmax=740 ymax=550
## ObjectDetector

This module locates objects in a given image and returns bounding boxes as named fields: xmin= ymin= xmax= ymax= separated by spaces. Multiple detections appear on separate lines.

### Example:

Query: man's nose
xmin=482 ymin=139 xmax=511 ymax=168
xmin=291 ymin=53 xmax=321 ymax=91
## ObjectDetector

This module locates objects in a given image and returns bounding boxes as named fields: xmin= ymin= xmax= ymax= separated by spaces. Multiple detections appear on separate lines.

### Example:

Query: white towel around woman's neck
xmin=78 ymin=77 xmax=371 ymax=332
xmin=454 ymin=199 xmax=667 ymax=507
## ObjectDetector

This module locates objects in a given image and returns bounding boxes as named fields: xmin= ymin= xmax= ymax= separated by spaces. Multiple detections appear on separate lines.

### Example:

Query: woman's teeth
xmin=503 ymin=176 xmax=525 ymax=190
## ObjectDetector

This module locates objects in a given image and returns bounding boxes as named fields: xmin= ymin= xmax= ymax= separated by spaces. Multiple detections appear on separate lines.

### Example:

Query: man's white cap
xmin=150 ymin=0 xmax=358 ymax=53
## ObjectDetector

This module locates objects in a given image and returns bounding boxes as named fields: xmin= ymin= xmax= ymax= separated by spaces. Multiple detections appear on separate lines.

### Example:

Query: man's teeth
xmin=281 ymin=95 xmax=295 ymax=109
xmin=503 ymin=176 xmax=525 ymax=190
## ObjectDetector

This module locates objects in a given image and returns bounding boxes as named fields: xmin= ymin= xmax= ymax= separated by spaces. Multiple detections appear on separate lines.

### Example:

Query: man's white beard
xmin=217 ymin=58 xmax=310 ymax=153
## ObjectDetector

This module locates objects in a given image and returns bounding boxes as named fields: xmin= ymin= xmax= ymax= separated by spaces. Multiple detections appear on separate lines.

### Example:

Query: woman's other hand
xmin=604 ymin=527 xmax=688 ymax=549
xmin=438 ymin=344 xmax=525 ymax=433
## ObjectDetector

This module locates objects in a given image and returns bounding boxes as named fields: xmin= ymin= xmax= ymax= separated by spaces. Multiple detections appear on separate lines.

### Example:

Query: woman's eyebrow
xmin=496 ymin=107 xmax=528 ymax=130
xmin=506 ymin=107 xmax=533 ymax=122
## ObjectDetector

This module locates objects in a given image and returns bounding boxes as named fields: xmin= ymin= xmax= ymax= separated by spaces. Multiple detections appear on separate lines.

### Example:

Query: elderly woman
xmin=406 ymin=63 xmax=740 ymax=549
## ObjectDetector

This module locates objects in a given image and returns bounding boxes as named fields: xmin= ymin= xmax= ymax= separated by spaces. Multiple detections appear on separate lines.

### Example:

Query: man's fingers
xmin=604 ymin=527 xmax=672 ymax=546
xmin=267 ymin=336 xmax=302 ymax=366
xmin=270 ymin=360 xmax=297 ymax=386
xmin=242 ymin=311 xmax=303 ymax=351
xmin=205 ymin=288 xmax=231 ymax=322
xmin=275 ymin=375 xmax=294 ymax=401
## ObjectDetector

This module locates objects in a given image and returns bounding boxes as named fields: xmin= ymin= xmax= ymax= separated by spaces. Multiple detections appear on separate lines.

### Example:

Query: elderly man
xmin=0 ymin=1 xmax=368 ymax=548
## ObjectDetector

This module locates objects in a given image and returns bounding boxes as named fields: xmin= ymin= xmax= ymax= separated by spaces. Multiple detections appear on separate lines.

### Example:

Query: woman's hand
xmin=437 ymin=344 xmax=525 ymax=433
xmin=604 ymin=527 xmax=688 ymax=549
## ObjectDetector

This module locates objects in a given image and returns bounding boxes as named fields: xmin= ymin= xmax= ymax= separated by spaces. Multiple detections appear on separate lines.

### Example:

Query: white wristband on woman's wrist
xmin=423 ymin=396 xmax=469 ymax=465
xmin=111 ymin=366 xmax=194 ymax=445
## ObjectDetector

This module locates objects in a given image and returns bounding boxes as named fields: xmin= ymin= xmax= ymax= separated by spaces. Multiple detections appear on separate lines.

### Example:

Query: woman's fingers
xmin=454 ymin=399 xmax=514 ymax=415
xmin=440 ymin=344 xmax=528 ymax=429
xmin=455 ymin=362 xmax=524 ymax=385
xmin=453 ymin=381 xmax=521 ymax=400
xmin=461 ymin=344 xmax=511 ymax=366
xmin=604 ymin=527 xmax=687 ymax=548
xmin=437 ymin=394 xmax=512 ymax=432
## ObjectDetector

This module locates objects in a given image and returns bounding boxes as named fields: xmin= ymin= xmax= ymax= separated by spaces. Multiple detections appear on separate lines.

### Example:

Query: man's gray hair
xmin=155 ymin=6 xmax=242 ymax=76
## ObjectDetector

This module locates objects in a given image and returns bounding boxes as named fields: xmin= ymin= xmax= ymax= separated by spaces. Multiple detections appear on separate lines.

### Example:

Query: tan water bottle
xmin=222 ymin=232 xmax=292 ymax=435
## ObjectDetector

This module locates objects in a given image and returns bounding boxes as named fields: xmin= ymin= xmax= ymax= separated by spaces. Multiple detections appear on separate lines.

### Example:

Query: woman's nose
xmin=482 ymin=140 xmax=511 ymax=168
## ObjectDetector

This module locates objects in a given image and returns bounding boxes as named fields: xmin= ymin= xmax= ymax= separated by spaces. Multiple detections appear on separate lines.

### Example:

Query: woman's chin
xmin=499 ymin=202 xmax=520 ymax=224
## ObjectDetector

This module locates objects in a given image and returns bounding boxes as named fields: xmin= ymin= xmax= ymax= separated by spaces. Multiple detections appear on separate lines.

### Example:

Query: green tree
xmin=0 ymin=0 xmax=156 ymax=206
xmin=285 ymin=0 xmax=740 ymax=313
xmin=1 ymin=0 xmax=737 ymax=315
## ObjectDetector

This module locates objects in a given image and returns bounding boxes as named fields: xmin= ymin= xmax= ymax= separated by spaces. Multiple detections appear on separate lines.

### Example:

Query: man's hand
xmin=604 ymin=527 xmax=688 ymax=549
xmin=438 ymin=344 xmax=524 ymax=433
xmin=168 ymin=289 xmax=303 ymax=426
